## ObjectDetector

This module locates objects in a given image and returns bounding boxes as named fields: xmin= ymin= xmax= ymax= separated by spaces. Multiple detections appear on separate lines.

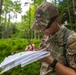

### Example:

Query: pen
xmin=27 ymin=39 xmax=33 ymax=50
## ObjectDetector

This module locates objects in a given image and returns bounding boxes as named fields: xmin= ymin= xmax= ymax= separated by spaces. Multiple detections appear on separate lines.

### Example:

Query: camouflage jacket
xmin=39 ymin=26 xmax=76 ymax=75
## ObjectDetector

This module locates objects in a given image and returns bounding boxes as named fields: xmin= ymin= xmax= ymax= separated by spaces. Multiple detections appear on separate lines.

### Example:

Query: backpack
xmin=63 ymin=28 xmax=71 ymax=66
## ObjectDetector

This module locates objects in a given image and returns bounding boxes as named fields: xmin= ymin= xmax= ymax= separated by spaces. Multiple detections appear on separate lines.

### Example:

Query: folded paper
xmin=0 ymin=49 xmax=50 ymax=74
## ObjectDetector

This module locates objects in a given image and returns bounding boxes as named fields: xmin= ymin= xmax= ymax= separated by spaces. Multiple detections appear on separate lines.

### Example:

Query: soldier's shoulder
xmin=67 ymin=31 xmax=76 ymax=44
xmin=67 ymin=31 xmax=76 ymax=53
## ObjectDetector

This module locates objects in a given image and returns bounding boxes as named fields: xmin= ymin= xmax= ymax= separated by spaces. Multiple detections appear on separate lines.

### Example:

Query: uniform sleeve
xmin=67 ymin=32 xmax=76 ymax=69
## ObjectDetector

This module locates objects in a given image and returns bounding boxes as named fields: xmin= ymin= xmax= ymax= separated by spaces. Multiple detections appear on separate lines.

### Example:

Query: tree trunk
xmin=2 ymin=11 xmax=7 ymax=38
xmin=67 ymin=0 xmax=72 ymax=29
xmin=73 ymin=0 xmax=76 ymax=31
xmin=73 ymin=0 xmax=75 ymax=18
xmin=0 ymin=0 xmax=4 ymax=23
xmin=55 ymin=0 xmax=56 ymax=5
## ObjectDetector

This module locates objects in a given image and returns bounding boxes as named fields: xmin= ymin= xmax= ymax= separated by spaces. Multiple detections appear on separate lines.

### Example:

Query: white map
xmin=0 ymin=49 xmax=50 ymax=74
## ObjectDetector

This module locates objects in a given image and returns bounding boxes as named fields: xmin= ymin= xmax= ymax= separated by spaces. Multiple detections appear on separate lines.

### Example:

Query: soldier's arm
xmin=42 ymin=55 xmax=76 ymax=75
xmin=55 ymin=60 xmax=76 ymax=75
xmin=50 ymin=33 xmax=76 ymax=75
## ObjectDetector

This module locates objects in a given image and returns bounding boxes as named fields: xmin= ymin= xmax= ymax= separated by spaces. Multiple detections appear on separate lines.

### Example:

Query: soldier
xmin=25 ymin=2 xmax=76 ymax=75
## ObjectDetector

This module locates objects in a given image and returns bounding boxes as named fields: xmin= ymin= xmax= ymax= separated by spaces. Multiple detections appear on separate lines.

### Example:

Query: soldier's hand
xmin=38 ymin=55 xmax=54 ymax=64
xmin=25 ymin=44 xmax=36 ymax=51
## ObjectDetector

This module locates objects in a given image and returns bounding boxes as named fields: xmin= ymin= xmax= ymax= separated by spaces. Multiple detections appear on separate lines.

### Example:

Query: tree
xmin=0 ymin=0 xmax=4 ymax=23
xmin=1 ymin=0 xmax=22 ymax=38
xmin=73 ymin=0 xmax=76 ymax=21
xmin=58 ymin=0 xmax=75 ymax=23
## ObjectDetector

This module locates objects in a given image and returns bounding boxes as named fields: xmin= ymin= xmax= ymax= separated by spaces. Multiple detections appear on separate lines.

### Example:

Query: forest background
xmin=0 ymin=0 xmax=76 ymax=75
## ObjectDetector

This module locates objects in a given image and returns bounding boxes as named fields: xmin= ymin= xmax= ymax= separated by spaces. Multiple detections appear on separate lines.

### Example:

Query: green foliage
xmin=58 ymin=0 xmax=76 ymax=24
xmin=64 ymin=23 xmax=76 ymax=32
xmin=3 ymin=0 xmax=22 ymax=13
xmin=58 ymin=1 xmax=67 ymax=23
xmin=0 ymin=0 xmax=76 ymax=39
xmin=0 ymin=39 xmax=41 ymax=75
xmin=0 ymin=25 xmax=3 ymax=38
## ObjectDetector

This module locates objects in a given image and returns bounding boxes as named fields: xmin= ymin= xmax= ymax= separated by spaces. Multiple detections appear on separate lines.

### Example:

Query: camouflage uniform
xmin=31 ymin=2 xmax=76 ymax=75
xmin=39 ymin=25 xmax=76 ymax=75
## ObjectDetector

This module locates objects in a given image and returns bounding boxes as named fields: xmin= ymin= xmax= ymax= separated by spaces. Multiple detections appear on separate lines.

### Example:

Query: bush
xmin=0 ymin=39 xmax=41 ymax=75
